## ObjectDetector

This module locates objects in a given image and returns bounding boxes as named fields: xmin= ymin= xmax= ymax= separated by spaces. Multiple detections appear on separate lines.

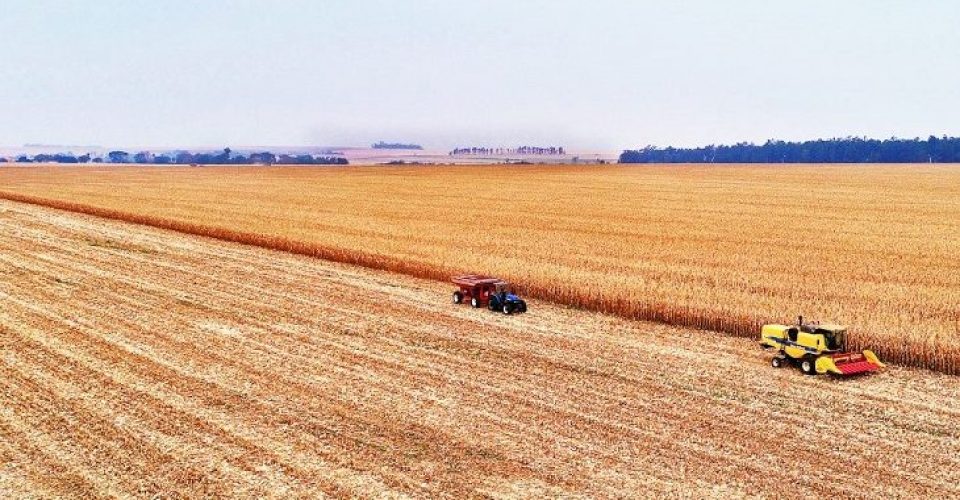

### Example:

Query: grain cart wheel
xmin=502 ymin=304 xmax=513 ymax=315
xmin=801 ymin=358 xmax=817 ymax=375
xmin=771 ymin=356 xmax=784 ymax=368
xmin=452 ymin=291 xmax=463 ymax=304
xmin=471 ymin=297 xmax=480 ymax=308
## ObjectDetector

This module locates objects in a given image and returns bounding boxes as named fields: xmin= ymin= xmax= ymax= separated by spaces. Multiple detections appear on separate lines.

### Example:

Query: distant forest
xmin=2 ymin=148 xmax=349 ymax=165
xmin=620 ymin=136 xmax=960 ymax=163
xmin=371 ymin=141 xmax=422 ymax=150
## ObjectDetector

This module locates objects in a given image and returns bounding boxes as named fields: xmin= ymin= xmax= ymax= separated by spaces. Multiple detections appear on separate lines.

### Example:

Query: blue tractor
xmin=487 ymin=283 xmax=527 ymax=315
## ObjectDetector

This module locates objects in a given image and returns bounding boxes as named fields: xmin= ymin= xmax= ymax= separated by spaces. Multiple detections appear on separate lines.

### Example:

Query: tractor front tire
xmin=453 ymin=292 xmax=463 ymax=304
xmin=517 ymin=301 xmax=527 ymax=313
xmin=801 ymin=358 xmax=817 ymax=375
xmin=502 ymin=304 xmax=513 ymax=315
xmin=471 ymin=297 xmax=480 ymax=308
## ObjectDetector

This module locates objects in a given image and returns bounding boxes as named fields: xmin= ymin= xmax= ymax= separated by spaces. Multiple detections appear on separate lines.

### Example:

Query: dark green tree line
xmin=620 ymin=136 xmax=960 ymax=163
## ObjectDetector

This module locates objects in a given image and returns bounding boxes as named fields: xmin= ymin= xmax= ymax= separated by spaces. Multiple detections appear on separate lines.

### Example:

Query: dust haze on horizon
xmin=2 ymin=0 xmax=959 ymax=151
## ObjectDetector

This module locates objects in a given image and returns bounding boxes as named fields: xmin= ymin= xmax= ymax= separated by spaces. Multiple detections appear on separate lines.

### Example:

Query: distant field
xmin=1 ymin=164 xmax=958 ymax=373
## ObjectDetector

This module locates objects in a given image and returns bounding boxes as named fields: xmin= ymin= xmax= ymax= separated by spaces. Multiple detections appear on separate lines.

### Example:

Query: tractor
xmin=451 ymin=275 xmax=527 ymax=315
xmin=760 ymin=316 xmax=884 ymax=376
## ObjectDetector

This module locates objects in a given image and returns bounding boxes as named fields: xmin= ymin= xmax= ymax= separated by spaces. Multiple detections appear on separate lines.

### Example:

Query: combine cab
xmin=451 ymin=275 xmax=527 ymax=315
xmin=760 ymin=316 xmax=884 ymax=376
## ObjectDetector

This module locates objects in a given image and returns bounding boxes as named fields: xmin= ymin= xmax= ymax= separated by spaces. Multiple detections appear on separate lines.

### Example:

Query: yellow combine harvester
xmin=760 ymin=316 xmax=884 ymax=376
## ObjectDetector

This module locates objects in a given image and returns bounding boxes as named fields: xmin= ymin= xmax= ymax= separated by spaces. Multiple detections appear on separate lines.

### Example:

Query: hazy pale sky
xmin=2 ymin=0 xmax=958 ymax=150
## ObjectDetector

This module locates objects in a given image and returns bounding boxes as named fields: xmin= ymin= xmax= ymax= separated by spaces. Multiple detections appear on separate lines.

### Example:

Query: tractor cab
xmin=815 ymin=327 xmax=845 ymax=350
xmin=492 ymin=283 xmax=518 ymax=302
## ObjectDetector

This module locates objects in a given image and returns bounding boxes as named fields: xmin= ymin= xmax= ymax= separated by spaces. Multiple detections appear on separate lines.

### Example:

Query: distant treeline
xmin=371 ymin=141 xmax=423 ymax=150
xmin=2 ymin=148 xmax=348 ymax=165
xmin=450 ymin=146 xmax=566 ymax=156
xmin=620 ymin=136 xmax=960 ymax=163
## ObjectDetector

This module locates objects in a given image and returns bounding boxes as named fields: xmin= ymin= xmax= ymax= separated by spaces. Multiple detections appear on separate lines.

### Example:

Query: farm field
xmin=0 ymin=164 xmax=959 ymax=375
xmin=1 ymin=200 xmax=959 ymax=497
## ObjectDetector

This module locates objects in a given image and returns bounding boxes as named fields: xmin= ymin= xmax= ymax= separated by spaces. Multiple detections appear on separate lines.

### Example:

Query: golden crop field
xmin=1 ymin=164 xmax=959 ymax=374
xmin=2 ymin=200 xmax=959 ymax=497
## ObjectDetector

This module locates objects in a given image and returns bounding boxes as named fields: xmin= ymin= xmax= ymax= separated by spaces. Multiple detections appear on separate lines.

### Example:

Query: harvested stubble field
xmin=1 ymin=164 xmax=959 ymax=374
xmin=1 ymin=200 xmax=959 ymax=498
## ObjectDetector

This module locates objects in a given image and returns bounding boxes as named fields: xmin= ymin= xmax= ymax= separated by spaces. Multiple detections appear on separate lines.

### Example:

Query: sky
xmin=1 ymin=0 xmax=959 ymax=151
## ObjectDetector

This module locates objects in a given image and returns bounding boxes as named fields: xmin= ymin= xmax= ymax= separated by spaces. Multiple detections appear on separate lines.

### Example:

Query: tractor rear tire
xmin=801 ymin=358 xmax=817 ymax=375
xmin=471 ymin=297 xmax=480 ymax=308
xmin=453 ymin=292 xmax=463 ymax=304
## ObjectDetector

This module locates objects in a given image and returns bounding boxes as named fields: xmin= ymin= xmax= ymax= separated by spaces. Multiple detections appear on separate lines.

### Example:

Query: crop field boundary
xmin=0 ymin=190 xmax=953 ymax=376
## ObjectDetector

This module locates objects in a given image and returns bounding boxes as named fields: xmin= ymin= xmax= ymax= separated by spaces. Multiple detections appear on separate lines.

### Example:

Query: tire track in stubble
xmin=0 ymin=304 xmax=372 ymax=498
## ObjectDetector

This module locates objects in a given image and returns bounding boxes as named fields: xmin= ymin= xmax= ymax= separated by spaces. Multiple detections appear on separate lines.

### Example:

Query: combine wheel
xmin=771 ymin=356 xmax=784 ymax=368
xmin=800 ymin=358 xmax=817 ymax=376
xmin=452 ymin=291 xmax=463 ymax=304
xmin=470 ymin=297 xmax=480 ymax=308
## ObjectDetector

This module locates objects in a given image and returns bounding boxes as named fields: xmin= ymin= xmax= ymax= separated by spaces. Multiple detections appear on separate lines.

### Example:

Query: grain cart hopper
xmin=451 ymin=275 xmax=527 ymax=315
xmin=760 ymin=316 xmax=884 ymax=376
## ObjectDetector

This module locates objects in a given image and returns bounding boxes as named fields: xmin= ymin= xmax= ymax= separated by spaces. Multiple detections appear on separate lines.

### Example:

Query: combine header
xmin=760 ymin=316 xmax=884 ymax=376
xmin=451 ymin=275 xmax=527 ymax=315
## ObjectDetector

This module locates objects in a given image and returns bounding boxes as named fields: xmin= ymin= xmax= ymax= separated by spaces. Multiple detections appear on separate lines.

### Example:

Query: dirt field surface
xmin=1 ymin=200 xmax=959 ymax=498
xmin=1 ymin=164 xmax=958 ymax=375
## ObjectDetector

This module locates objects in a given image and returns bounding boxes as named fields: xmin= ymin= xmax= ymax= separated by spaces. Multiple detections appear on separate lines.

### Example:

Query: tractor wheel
xmin=801 ymin=358 xmax=817 ymax=375
xmin=470 ymin=297 xmax=480 ymax=308
xmin=517 ymin=301 xmax=527 ymax=313
xmin=452 ymin=292 xmax=463 ymax=304
xmin=771 ymin=357 xmax=784 ymax=368
xmin=502 ymin=304 xmax=513 ymax=315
